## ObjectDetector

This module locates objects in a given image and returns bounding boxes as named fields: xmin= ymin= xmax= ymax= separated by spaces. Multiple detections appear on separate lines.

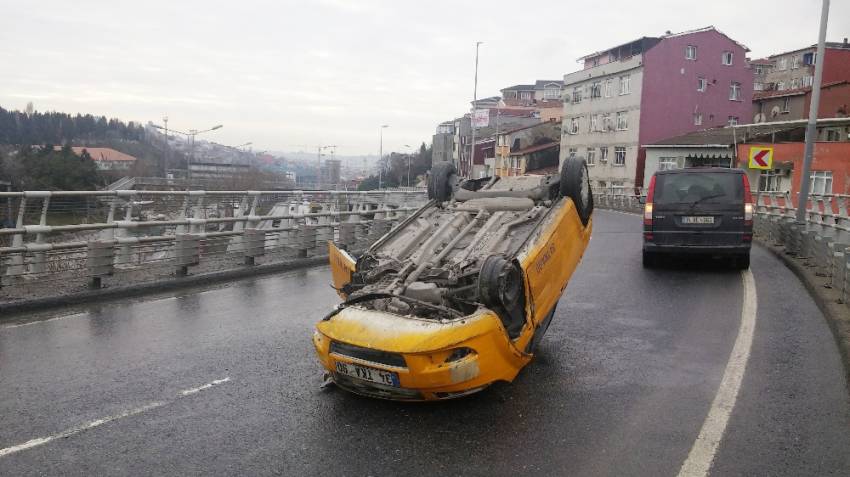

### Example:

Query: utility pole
xmin=796 ymin=0 xmax=830 ymax=223
xmin=468 ymin=41 xmax=483 ymax=179
xmin=378 ymin=125 xmax=389 ymax=189
xmin=162 ymin=116 xmax=169 ymax=177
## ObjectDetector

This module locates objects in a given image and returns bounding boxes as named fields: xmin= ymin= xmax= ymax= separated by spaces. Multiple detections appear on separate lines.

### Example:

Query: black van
xmin=642 ymin=168 xmax=753 ymax=269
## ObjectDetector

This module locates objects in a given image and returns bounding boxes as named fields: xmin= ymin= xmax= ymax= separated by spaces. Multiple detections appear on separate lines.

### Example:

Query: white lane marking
xmin=0 ymin=401 xmax=165 ymax=458
xmin=0 ymin=313 xmax=87 ymax=330
xmin=180 ymin=377 xmax=231 ymax=396
xmin=0 ymin=376 xmax=231 ymax=458
xmin=677 ymin=269 xmax=757 ymax=477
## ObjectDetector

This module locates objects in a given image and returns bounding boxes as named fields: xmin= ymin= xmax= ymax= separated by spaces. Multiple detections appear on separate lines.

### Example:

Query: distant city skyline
xmin=0 ymin=0 xmax=847 ymax=155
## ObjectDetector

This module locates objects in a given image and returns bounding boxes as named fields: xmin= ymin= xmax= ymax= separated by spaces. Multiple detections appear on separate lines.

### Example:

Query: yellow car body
xmin=314 ymin=166 xmax=593 ymax=401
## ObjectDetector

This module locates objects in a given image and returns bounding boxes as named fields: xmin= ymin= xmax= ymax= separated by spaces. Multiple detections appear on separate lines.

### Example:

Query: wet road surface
xmin=1 ymin=209 xmax=849 ymax=476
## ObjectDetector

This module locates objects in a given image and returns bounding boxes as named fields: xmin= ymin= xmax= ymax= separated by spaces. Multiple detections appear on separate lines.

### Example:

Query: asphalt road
xmin=1 ymin=209 xmax=849 ymax=476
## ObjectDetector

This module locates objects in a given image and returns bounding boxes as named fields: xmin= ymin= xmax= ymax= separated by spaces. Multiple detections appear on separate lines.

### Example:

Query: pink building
xmin=561 ymin=26 xmax=753 ymax=191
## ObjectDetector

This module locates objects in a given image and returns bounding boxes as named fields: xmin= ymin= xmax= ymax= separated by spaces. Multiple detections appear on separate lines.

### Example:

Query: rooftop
xmin=754 ymin=80 xmax=849 ymax=100
xmin=54 ymin=146 xmax=137 ymax=162
xmin=501 ymin=84 xmax=536 ymax=92
xmin=577 ymin=26 xmax=749 ymax=62
xmin=510 ymin=141 xmax=559 ymax=156
xmin=645 ymin=118 xmax=850 ymax=147
xmin=769 ymin=40 xmax=850 ymax=58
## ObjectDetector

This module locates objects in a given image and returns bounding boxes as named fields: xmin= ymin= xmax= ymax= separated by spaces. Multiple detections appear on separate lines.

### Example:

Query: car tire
xmin=428 ymin=162 xmax=457 ymax=203
xmin=642 ymin=250 xmax=657 ymax=268
xmin=735 ymin=254 xmax=750 ymax=270
xmin=478 ymin=255 xmax=525 ymax=338
xmin=560 ymin=156 xmax=593 ymax=226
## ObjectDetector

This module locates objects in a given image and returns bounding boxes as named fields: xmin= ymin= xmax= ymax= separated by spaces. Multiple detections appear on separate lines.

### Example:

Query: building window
xmin=614 ymin=147 xmax=626 ymax=166
xmin=754 ymin=82 xmax=764 ymax=91
xmin=586 ymin=148 xmax=596 ymax=165
xmin=697 ymin=77 xmax=707 ymax=92
xmin=810 ymin=171 xmax=833 ymax=195
xmin=604 ymin=78 xmax=613 ymax=97
xmin=619 ymin=75 xmax=631 ymax=95
xmin=658 ymin=157 xmax=679 ymax=171
xmin=782 ymin=97 xmax=791 ymax=112
xmin=572 ymin=86 xmax=582 ymax=103
xmin=569 ymin=117 xmax=580 ymax=134
xmin=543 ymin=87 xmax=561 ymax=100
xmin=803 ymin=52 xmax=816 ymax=65
xmin=616 ymin=111 xmax=628 ymax=130
xmin=777 ymin=58 xmax=788 ymax=70
xmin=602 ymin=113 xmax=613 ymax=131
xmin=568 ymin=147 xmax=577 ymax=158
xmin=693 ymin=113 xmax=703 ymax=126
xmin=826 ymin=129 xmax=841 ymax=141
xmin=802 ymin=76 xmax=814 ymax=87
xmin=599 ymin=147 xmax=609 ymax=162
xmin=611 ymin=181 xmax=625 ymax=195
xmin=758 ymin=169 xmax=784 ymax=192
xmin=729 ymin=82 xmax=741 ymax=101
xmin=755 ymin=65 xmax=764 ymax=75
xmin=685 ymin=45 xmax=697 ymax=60
xmin=777 ymin=81 xmax=786 ymax=91
xmin=520 ymin=91 xmax=532 ymax=100
xmin=590 ymin=81 xmax=602 ymax=98
xmin=722 ymin=51 xmax=733 ymax=65
xmin=728 ymin=116 xmax=739 ymax=126
xmin=590 ymin=114 xmax=599 ymax=132
xmin=791 ymin=55 xmax=801 ymax=69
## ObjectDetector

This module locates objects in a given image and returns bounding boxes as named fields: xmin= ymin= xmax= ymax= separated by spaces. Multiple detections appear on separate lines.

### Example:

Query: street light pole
xmin=378 ymin=125 xmax=389 ymax=189
xmin=796 ymin=0 xmax=830 ymax=223
xmin=468 ymin=41 xmax=483 ymax=179
xmin=162 ymin=116 xmax=169 ymax=177
xmin=403 ymin=144 xmax=412 ymax=187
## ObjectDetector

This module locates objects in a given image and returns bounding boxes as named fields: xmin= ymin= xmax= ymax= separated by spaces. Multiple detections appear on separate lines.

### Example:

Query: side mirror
xmin=637 ymin=195 xmax=646 ymax=204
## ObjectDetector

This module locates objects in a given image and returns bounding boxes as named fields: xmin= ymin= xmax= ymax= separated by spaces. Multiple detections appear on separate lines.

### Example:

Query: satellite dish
xmin=771 ymin=106 xmax=781 ymax=118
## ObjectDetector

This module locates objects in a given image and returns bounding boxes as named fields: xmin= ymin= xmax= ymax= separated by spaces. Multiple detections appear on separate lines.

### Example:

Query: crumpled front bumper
xmin=313 ymin=307 xmax=530 ymax=401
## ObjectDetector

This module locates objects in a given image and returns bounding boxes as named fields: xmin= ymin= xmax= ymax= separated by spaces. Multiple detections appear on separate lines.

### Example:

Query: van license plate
xmin=682 ymin=216 xmax=714 ymax=224
xmin=335 ymin=361 xmax=400 ymax=387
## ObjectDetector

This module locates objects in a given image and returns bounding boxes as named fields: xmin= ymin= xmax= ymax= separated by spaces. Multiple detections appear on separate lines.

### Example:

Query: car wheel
xmin=735 ymin=254 xmax=750 ymax=270
xmin=478 ymin=255 xmax=526 ymax=339
xmin=642 ymin=250 xmax=657 ymax=268
xmin=560 ymin=156 xmax=593 ymax=226
xmin=428 ymin=162 xmax=457 ymax=203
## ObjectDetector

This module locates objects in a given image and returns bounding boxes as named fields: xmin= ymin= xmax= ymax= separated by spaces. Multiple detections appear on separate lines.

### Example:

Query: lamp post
xmin=152 ymin=123 xmax=223 ymax=179
xmin=403 ymin=144 xmax=412 ymax=187
xmin=162 ymin=116 xmax=169 ymax=177
xmin=378 ymin=125 xmax=389 ymax=189
xmin=468 ymin=41 xmax=482 ymax=178
xmin=796 ymin=0 xmax=830 ymax=223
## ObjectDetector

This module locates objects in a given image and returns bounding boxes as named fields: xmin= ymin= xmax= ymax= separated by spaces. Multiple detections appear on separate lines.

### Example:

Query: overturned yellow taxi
xmin=313 ymin=158 xmax=593 ymax=401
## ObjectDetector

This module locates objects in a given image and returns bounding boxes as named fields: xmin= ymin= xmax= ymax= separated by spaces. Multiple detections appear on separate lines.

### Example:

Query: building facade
xmin=432 ymin=121 xmax=455 ymax=165
xmin=560 ymin=26 xmax=753 ymax=191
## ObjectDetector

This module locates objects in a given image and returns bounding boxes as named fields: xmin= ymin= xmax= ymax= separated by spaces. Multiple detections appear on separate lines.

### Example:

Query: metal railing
xmin=0 ymin=189 xmax=428 ymax=297
xmin=595 ymin=189 xmax=850 ymax=307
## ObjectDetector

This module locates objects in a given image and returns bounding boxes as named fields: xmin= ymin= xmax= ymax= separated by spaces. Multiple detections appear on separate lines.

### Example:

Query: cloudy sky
xmin=1 ymin=0 xmax=847 ymax=156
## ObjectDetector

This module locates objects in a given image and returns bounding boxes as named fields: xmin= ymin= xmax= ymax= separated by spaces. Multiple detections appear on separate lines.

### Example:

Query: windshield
xmin=654 ymin=172 xmax=743 ymax=205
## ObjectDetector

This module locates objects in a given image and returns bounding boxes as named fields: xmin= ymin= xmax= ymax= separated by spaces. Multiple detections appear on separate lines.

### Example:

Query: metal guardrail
xmin=0 ymin=189 xmax=428 ymax=292
xmin=595 ymin=190 xmax=850 ymax=307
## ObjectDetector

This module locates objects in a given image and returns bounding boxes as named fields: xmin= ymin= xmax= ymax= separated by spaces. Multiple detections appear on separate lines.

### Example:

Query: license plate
xmin=681 ymin=216 xmax=714 ymax=224
xmin=335 ymin=361 xmax=400 ymax=387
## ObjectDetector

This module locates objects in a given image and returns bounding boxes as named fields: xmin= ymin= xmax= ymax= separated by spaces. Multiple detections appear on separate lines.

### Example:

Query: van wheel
xmin=560 ymin=157 xmax=593 ymax=226
xmin=642 ymin=250 xmax=657 ymax=268
xmin=428 ymin=162 xmax=457 ymax=203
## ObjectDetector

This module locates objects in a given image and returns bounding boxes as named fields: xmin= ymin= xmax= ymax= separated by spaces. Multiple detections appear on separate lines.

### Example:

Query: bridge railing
xmin=595 ymin=189 xmax=850 ymax=304
xmin=0 ymin=189 xmax=428 ymax=295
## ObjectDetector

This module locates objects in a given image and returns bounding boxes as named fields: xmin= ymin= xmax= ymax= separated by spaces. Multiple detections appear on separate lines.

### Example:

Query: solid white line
xmin=677 ymin=269 xmax=758 ymax=477
xmin=179 ymin=377 xmax=231 ymax=396
xmin=0 ymin=313 xmax=86 ymax=330
xmin=0 ymin=376 xmax=231 ymax=458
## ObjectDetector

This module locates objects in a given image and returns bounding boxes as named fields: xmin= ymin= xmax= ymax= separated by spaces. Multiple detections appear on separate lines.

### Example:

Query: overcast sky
xmin=1 ymin=0 xmax=847 ymax=156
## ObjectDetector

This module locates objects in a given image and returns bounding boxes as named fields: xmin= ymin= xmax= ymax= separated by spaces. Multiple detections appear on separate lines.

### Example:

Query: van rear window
xmin=654 ymin=172 xmax=742 ymax=205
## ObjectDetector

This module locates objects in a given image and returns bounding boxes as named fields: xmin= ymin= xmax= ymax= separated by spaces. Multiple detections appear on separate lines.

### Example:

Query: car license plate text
xmin=682 ymin=216 xmax=714 ymax=224
xmin=335 ymin=361 xmax=400 ymax=387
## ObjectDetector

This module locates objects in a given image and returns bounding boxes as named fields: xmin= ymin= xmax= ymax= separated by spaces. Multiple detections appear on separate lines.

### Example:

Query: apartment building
xmin=560 ymin=26 xmax=753 ymax=191
xmin=753 ymin=39 xmax=850 ymax=122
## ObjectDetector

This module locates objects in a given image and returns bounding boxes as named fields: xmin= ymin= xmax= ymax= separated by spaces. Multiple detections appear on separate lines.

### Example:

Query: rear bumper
xmin=643 ymin=242 xmax=750 ymax=255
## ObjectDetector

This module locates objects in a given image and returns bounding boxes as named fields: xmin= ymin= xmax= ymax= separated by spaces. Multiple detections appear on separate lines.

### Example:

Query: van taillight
xmin=644 ymin=175 xmax=656 ymax=226
xmin=742 ymin=174 xmax=753 ymax=225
